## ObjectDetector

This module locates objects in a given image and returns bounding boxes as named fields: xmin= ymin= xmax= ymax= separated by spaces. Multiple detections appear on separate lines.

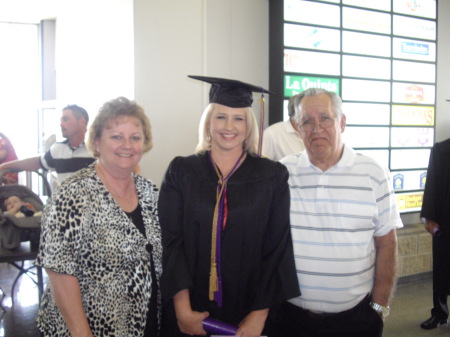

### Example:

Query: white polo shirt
xmin=281 ymin=145 xmax=402 ymax=313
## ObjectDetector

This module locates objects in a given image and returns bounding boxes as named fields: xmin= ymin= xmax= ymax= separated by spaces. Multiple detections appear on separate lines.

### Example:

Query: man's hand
xmin=236 ymin=309 xmax=269 ymax=337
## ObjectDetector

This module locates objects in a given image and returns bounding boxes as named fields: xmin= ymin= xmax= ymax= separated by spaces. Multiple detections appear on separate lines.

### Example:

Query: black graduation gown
xmin=159 ymin=152 xmax=300 ymax=329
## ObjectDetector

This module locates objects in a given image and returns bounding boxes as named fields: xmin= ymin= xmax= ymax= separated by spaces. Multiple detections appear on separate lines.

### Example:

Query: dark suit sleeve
xmin=158 ymin=157 xmax=192 ymax=303
xmin=252 ymin=162 xmax=301 ymax=310
xmin=421 ymin=142 xmax=439 ymax=222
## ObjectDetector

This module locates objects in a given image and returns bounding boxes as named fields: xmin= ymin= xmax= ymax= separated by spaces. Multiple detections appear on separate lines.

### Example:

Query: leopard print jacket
xmin=35 ymin=164 xmax=162 ymax=337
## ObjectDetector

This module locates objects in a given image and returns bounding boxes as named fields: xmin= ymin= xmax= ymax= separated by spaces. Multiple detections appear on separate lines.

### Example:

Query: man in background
xmin=279 ymin=88 xmax=401 ymax=337
xmin=262 ymin=94 xmax=305 ymax=161
xmin=420 ymin=138 xmax=450 ymax=330
xmin=0 ymin=105 xmax=95 ymax=185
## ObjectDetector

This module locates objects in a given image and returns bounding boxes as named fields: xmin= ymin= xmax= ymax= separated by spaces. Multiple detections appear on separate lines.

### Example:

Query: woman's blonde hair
xmin=195 ymin=103 xmax=259 ymax=155
xmin=87 ymin=97 xmax=153 ymax=157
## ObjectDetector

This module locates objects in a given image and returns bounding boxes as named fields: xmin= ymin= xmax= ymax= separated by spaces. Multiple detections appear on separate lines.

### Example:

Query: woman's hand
xmin=236 ymin=309 xmax=269 ymax=337
xmin=176 ymin=308 xmax=209 ymax=336
xmin=173 ymin=289 xmax=209 ymax=335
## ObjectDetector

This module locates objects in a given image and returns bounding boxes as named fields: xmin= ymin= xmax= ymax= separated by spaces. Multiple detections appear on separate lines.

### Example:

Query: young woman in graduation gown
xmin=159 ymin=76 xmax=300 ymax=337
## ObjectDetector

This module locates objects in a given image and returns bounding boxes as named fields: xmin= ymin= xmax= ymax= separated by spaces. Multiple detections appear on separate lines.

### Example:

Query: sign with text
xmin=284 ymin=75 xmax=340 ymax=97
xmin=392 ymin=105 xmax=435 ymax=126
xmin=396 ymin=192 xmax=424 ymax=213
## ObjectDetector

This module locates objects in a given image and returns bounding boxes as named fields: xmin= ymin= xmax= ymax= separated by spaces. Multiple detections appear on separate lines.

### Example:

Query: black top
xmin=159 ymin=152 xmax=300 ymax=326
xmin=126 ymin=205 xmax=158 ymax=337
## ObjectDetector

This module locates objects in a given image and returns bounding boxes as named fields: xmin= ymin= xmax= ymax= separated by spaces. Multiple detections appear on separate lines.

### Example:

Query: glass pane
xmin=393 ymin=60 xmax=435 ymax=83
xmin=342 ymin=31 xmax=391 ymax=57
xmin=343 ymin=7 xmax=391 ymax=34
xmin=391 ymin=127 xmax=434 ymax=147
xmin=343 ymin=102 xmax=390 ymax=125
xmin=342 ymin=79 xmax=391 ymax=102
xmin=393 ymin=37 xmax=436 ymax=62
xmin=284 ymin=74 xmax=340 ymax=97
xmin=284 ymin=0 xmax=340 ymax=27
xmin=391 ymin=149 xmax=431 ymax=169
xmin=0 ymin=23 xmax=40 ymax=158
xmin=393 ymin=15 xmax=436 ymax=40
xmin=356 ymin=149 xmax=389 ymax=168
xmin=343 ymin=0 xmax=391 ymax=11
xmin=283 ymin=99 xmax=290 ymax=121
xmin=284 ymin=24 xmax=340 ymax=52
xmin=284 ymin=49 xmax=340 ymax=75
xmin=393 ymin=0 xmax=436 ymax=19
xmin=392 ymin=170 xmax=427 ymax=191
xmin=392 ymin=83 xmax=435 ymax=105
xmin=343 ymin=55 xmax=391 ymax=79
xmin=392 ymin=105 xmax=434 ymax=126
xmin=344 ymin=126 xmax=389 ymax=148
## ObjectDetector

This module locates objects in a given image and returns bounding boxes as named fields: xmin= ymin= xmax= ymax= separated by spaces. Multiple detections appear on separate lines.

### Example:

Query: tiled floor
xmin=0 ymin=261 xmax=448 ymax=337
xmin=0 ymin=261 xmax=43 ymax=337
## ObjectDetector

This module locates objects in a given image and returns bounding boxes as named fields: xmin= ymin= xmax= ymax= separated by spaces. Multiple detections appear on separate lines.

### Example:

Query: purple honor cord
xmin=214 ymin=186 xmax=224 ymax=306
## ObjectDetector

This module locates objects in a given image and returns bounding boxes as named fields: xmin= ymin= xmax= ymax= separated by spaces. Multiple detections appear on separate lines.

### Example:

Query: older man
xmin=278 ymin=88 xmax=402 ymax=337
xmin=0 ymin=105 xmax=95 ymax=185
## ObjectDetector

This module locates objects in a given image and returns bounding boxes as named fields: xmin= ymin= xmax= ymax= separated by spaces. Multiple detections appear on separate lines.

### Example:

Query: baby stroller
xmin=0 ymin=170 xmax=51 ymax=250
xmin=0 ymin=170 xmax=50 ymax=309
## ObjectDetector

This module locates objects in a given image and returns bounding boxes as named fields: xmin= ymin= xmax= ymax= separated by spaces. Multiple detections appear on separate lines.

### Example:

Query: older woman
xmin=36 ymin=97 xmax=162 ymax=337
xmin=159 ymin=76 xmax=300 ymax=337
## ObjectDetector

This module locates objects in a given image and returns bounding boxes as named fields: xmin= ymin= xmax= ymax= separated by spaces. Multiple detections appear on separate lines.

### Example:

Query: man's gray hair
xmin=294 ymin=88 xmax=343 ymax=124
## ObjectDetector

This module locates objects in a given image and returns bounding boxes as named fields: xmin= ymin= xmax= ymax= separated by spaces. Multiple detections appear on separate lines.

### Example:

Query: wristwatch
xmin=370 ymin=302 xmax=390 ymax=318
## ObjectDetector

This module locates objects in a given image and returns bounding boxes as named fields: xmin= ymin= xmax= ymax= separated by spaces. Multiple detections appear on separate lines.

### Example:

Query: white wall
xmin=55 ymin=0 xmax=134 ymax=116
xmin=134 ymin=0 xmax=269 ymax=186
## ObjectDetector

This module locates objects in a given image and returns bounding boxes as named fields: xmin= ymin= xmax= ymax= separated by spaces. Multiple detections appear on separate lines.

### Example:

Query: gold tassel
xmin=209 ymin=182 xmax=222 ymax=301
xmin=209 ymin=262 xmax=218 ymax=300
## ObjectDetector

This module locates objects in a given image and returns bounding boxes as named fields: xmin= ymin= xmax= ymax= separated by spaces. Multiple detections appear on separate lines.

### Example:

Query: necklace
xmin=95 ymin=163 xmax=135 ymax=199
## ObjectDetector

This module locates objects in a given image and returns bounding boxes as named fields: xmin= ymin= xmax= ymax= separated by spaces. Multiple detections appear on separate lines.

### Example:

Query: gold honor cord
xmin=208 ymin=151 xmax=246 ymax=303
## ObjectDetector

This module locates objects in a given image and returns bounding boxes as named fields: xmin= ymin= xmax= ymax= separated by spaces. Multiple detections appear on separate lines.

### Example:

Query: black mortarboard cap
xmin=188 ymin=75 xmax=273 ymax=108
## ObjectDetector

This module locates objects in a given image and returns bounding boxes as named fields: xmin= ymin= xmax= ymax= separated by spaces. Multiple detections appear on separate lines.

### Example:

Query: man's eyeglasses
xmin=299 ymin=116 xmax=336 ymax=133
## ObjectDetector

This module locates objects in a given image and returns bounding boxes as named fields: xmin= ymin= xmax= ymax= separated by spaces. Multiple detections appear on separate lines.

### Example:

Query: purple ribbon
xmin=202 ymin=317 xmax=239 ymax=335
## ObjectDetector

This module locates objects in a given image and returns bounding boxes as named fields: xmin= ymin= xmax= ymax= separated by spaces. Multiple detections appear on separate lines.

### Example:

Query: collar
xmin=63 ymin=139 xmax=86 ymax=151
xmin=298 ymin=143 xmax=356 ymax=171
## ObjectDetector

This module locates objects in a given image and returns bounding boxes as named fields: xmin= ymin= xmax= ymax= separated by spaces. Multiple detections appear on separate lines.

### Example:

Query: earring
xmin=207 ymin=134 xmax=211 ymax=142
